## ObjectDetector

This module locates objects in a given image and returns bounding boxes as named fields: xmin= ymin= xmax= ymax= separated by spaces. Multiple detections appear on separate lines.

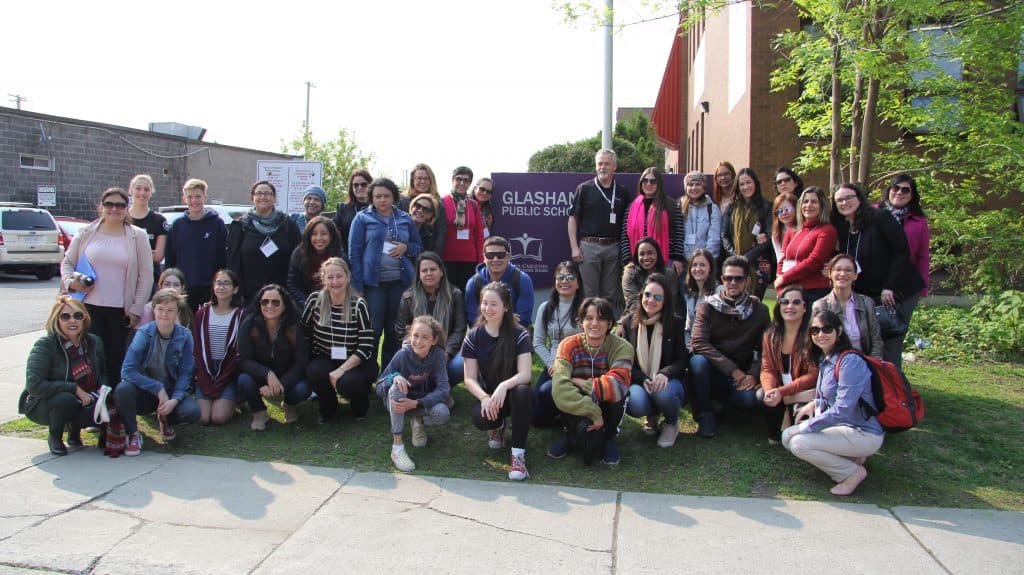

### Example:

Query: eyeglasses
xmin=641 ymin=178 xmax=658 ymax=185
xmin=411 ymin=203 xmax=434 ymax=213
xmin=834 ymin=195 xmax=858 ymax=205
xmin=778 ymin=298 xmax=804 ymax=306
xmin=213 ymin=280 xmax=234 ymax=287
xmin=893 ymin=186 xmax=913 ymax=195
xmin=259 ymin=299 xmax=283 ymax=308
xmin=352 ymin=181 xmax=369 ymax=189
xmin=59 ymin=312 xmax=86 ymax=321
xmin=454 ymin=176 xmax=471 ymax=183
xmin=715 ymin=173 xmax=732 ymax=180
xmin=642 ymin=291 xmax=664 ymax=302
xmin=775 ymin=176 xmax=793 ymax=186
xmin=775 ymin=207 xmax=794 ymax=216
xmin=556 ymin=273 xmax=576 ymax=282
xmin=722 ymin=275 xmax=747 ymax=284
xmin=484 ymin=251 xmax=507 ymax=260
xmin=253 ymin=190 xmax=275 ymax=197
xmin=809 ymin=325 xmax=836 ymax=336
xmin=102 ymin=201 xmax=127 ymax=210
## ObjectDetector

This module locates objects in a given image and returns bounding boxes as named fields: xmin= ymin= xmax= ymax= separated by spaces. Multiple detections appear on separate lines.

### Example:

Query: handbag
xmin=874 ymin=305 xmax=908 ymax=338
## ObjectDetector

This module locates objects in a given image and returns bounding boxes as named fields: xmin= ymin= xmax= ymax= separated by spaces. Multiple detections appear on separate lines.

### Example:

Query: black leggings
xmin=307 ymin=357 xmax=378 ymax=418
xmin=471 ymin=384 xmax=534 ymax=449
xmin=566 ymin=399 xmax=625 ymax=465
xmin=25 ymin=391 xmax=94 ymax=438
xmin=86 ymin=304 xmax=131 ymax=386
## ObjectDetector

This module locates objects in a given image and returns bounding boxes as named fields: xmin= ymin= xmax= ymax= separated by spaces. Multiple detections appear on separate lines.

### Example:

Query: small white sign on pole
xmin=37 ymin=185 xmax=56 ymax=207
xmin=256 ymin=160 xmax=323 ymax=214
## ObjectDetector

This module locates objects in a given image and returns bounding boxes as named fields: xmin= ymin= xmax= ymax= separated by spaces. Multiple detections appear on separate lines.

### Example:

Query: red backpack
xmin=837 ymin=350 xmax=924 ymax=433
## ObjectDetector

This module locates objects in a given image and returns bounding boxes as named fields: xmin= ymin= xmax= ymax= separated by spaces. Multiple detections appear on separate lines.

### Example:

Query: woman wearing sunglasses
xmin=333 ymin=169 xmax=374 ymax=251
xmin=237 ymin=284 xmax=309 ymax=430
xmin=812 ymin=254 xmax=883 ymax=358
xmin=532 ymin=261 xmax=584 ymax=427
xmin=759 ymin=285 xmax=817 ymax=443
xmin=20 ymin=297 xmax=109 ymax=455
xmin=621 ymin=274 xmax=688 ymax=448
xmin=61 ymin=187 xmax=154 ymax=386
xmin=782 ymin=309 xmax=884 ymax=496
xmin=408 ymin=195 xmax=443 ymax=255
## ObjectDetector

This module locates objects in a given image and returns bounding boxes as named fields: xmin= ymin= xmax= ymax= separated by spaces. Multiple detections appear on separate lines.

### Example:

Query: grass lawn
xmin=4 ymin=361 xmax=1022 ymax=511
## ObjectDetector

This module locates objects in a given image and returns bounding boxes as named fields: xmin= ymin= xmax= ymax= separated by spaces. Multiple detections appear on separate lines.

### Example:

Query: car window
xmin=1 ymin=210 xmax=57 ymax=230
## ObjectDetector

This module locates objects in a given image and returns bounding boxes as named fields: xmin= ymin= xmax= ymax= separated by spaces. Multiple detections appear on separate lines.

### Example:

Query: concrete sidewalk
xmin=1 ymin=334 xmax=1022 ymax=574
xmin=0 ymin=436 xmax=1021 ymax=574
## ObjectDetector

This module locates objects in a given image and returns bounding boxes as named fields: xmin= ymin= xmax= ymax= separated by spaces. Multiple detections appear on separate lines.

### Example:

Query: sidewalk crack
xmin=886 ymin=508 xmax=953 ymax=575
xmin=424 ymin=504 xmax=610 ymax=554
xmin=610 ymin=491 xmax=622 ymax=575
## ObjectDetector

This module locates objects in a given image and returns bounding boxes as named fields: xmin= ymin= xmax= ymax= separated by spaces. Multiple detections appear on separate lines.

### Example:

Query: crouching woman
xmin=782 ymin=310 xmax=884 ymax=496
xmin=116 ymin=289 xmax=201 ymax=456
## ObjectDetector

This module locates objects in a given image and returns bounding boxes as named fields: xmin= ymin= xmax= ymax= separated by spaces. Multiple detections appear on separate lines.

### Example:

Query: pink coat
xmin=902 ymin=213 xmax=931 ymax=296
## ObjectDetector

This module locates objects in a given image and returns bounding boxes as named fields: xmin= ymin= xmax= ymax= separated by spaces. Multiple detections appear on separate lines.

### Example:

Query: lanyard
xmin=594 ymin=178 xmax=617 ymax=209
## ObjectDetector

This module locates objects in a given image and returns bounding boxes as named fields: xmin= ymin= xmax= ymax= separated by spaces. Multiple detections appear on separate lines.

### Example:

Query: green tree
xmin=282 ymin=124 xmax=375 ymax=209
xmin=528 ymin=114 xmax=663 ymax=172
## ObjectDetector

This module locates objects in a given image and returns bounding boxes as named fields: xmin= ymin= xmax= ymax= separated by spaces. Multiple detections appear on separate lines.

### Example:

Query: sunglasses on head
xmin=59 ymin=312 xmax=86 ymax=321
xmin=809 ymin=325 xmax=836 ymax=336
xmin=259 ymin=299 xmax=283 ymax=308
xmin=642 ymin=291 xmax=664 ymax=302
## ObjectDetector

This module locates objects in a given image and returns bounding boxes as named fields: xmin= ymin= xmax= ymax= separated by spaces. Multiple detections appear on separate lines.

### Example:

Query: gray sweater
xmin=376 ymin=343 xmax=450 ymax=409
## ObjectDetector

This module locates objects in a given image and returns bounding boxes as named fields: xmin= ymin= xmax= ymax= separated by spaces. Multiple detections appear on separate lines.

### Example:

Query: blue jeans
xmin=625 ymin=379 xmax=686 ymax=424
xmin=447 ymin=353 xmax=465 ymax=386
xmin=688 ymin=354 xmax=758 ymax=415
xmin=236 ymin=373 xmax=310 ymax=413
xmin=364 ymin=280 xmax=406 ymax=367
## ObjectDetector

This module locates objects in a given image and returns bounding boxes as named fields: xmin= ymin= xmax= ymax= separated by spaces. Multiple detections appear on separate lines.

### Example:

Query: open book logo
xmin=510 ymin=233 xmax=543 ymax=262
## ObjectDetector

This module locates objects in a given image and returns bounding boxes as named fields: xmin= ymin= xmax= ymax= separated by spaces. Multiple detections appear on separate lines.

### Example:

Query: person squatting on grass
xmin=377 ymin=315 xmax=452 ymax=472
xmin=462 ymin=282 xmax=534 ymax=481
xmin=193 ymin=269 xmax=244 ymax=426
xmin=116 ymin=289 xmax=201 ymax=456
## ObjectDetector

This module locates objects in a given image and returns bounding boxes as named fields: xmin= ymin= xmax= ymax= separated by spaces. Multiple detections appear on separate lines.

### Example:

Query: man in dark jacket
xmin=165 ymin=178 xmax=227 ymax=312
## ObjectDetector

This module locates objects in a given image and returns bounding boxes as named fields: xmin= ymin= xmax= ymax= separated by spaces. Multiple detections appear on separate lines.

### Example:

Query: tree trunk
xmin=849 ymin=69 xmax=864 ymax=183
xmin=830 ymin=35 xmax=843 ymax=189
xmin=858 ymin=76 xmax=880 ymax=184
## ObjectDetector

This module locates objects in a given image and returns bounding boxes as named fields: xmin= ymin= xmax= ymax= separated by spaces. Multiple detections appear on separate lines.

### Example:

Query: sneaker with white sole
xmin=159 ymin=416 xmax=176 ymax=443
xmin=487 ymin=423 xmax=505 ymax=449
xmin=657 ymin=424 xmax=679 ymax=448
xmin=508 ymin=450 xmax=529 ymax=481
xmin=410 ymin=416 xmax=428 ymax=447
xmin=125 ymin=432 xmax=143 ymax=457
xmin=391 ymin=446 xmax=416 ymax=472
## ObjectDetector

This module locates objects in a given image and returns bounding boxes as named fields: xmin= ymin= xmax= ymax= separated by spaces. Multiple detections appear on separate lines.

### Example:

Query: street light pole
xmin=602 ymin=0 xmax=613 ymax=151
xmin=305 ymin=81 xmax=316 ymax=135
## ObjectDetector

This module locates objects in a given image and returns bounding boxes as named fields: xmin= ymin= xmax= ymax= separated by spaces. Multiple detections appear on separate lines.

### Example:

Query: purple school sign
xmin=490 ymin=172 xmax=683 ymax=289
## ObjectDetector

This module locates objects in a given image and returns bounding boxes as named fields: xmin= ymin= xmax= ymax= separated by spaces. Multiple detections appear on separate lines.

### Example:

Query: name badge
xmin=609 ymin=213 xmax=617 ymax=225
xmin=260 ymin=237 xmax=279 ymax=257
xmin=782 ymin=373 xmax=793 ymax=386
xmin=482 ymin=227 xmax=490 ymax=239
xmin=382 ymin=241 xmax=396 ymax=254
xmin=782 ymin=259 xmax=796 ymax=273
xmin=331 ymin=346 xmax=348 ymax=360
xmin=752 ymin=222 xmax=762 ymax=236
xmin=457 ymin=228 xmax=470 ymax=241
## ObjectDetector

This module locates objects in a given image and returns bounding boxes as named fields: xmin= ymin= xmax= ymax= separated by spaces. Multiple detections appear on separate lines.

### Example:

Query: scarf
xmin=452 ymin=191 xmax=468 ymax=229
xmin=731 ymin=202 xmax=759 ymax=255
xmin=63 ymin=337 xmax=97 ymax=393
xmin=706 ymin=292 xmax=755 ymax=320
xmin=636 ymin=314 xmax=663 ymax=378
xmin=627 ymin=196 xmax=670 ymax=259
xmin=886 ymin=205 xmax=910 ymax=223
xmin=249 ymin=209 xmax=287 ymax=236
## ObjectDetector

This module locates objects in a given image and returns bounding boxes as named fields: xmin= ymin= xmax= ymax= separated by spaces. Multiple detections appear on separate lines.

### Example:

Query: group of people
xmin=18 ymin=152 xmax=930 ymax=495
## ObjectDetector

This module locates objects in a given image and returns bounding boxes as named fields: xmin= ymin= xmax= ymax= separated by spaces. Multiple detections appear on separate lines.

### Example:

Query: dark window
xmin=1 ymin=210 xmax=57 ymax=230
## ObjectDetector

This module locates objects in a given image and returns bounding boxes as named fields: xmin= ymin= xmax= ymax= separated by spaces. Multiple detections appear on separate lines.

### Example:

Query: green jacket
xmin=20 ymin=333 xmax=108 ymax=414
xmin=552 ymin=333 xmax=633 ymax=422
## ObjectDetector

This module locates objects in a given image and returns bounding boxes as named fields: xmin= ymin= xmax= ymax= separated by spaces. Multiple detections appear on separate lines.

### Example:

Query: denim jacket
xmin=121 ymin=322 xmax=195 ymax=401
xmin=348 ymin=207 xmax=421 ymax=293
xmin=799 ymin=352 xmax=883 ymax=436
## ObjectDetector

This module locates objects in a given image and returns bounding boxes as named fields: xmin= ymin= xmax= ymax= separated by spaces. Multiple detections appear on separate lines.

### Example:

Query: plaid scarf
xmin=63 ymin=338 xmax=97 ymax=393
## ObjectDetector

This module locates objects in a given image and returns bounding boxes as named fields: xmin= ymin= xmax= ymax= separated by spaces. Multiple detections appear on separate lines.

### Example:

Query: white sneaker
xmin=411 ymin=415 xmax=427 ymax=447
xmin=487 ymin=423 xmax=505 ymax=449
xmin=508 ymin=450 xmax=529 ymax=481
xmin=391 ymin=447 xmax=415 ymax=472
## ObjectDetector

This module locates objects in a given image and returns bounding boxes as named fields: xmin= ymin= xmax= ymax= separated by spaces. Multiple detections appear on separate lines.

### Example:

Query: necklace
xmin=580 ymin=333 xmax=603 ymax=357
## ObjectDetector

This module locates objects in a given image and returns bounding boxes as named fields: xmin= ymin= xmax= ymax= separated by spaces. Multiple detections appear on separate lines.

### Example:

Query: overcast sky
xmin=2 ymin=0 xmax=680 ymax=184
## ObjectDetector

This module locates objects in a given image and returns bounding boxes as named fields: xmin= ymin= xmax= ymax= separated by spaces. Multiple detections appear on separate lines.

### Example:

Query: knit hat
xmin=303 ymin=185 xmax=327 ymax=205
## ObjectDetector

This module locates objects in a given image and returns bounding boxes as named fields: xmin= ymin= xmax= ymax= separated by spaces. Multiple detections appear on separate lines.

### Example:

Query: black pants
xmin=446 ymin=262 xmax=478 ymax=296
xmin=471 ymin=384 xmax=534 ymax=449
xmin=86 ymin=304 xmax=131 ymax=386
xmin=25 ymin=391 xmax=94 ymax=438
xmin=565 ymin=399 xmax=625 ymax=465
xmin=186 ymin=286 xmax=212 ymax=314
xmin=307 ymin=357 xmax=378 ymax=418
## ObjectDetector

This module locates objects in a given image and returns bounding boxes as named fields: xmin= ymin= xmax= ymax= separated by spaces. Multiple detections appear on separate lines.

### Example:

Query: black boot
xmin=48 ymin=432 xmax=68 ymax=456
xmin=66 ymin=424 xmax=83 ymax=447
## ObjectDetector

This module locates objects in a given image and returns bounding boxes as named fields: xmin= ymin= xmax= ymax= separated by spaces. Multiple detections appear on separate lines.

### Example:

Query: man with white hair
xmin=567 ymin=149 xmax=631 ymax=303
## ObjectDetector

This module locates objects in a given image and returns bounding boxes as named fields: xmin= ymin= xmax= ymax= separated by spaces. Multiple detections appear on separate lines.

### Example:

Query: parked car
xmin=158 ymin=203 xmax=250 ymax=227
xmin=54 ymin=216 xmax=91 ymax=250
xmin=0 ymin=203 xmax=64 ymax=280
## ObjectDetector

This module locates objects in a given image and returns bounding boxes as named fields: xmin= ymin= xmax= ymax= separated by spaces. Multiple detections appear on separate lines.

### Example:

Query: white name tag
xmin=752 ymin=222 xmax=762 ymax=236
xmin=456 ymin=228 xmax=470 ymax=241
xmin=260 ymin=237 xmax=279 ymax=257
xmin=782 ymin=373 xmax=793 ymax=386
xmin=782 ymin=259 xmax=796 ymax=273
xmin=382 ymin=241 xmax=396 ymax=254
xmin=331 ymin=346 xmax=348 ymax=360
xmin=482 ymin=227 xmax=490 ymax=239
xmin=609 ymin=213 xmax=617 ymax=225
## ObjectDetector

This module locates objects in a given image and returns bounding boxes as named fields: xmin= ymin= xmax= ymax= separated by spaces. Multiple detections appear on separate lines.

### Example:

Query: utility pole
xmin=305 ymin=81 xmax=316 ymax=135
xmin=602 ymin=0 xmax=613 ymax=151
xmin=8 ymin=94 xmax=27 ymax=110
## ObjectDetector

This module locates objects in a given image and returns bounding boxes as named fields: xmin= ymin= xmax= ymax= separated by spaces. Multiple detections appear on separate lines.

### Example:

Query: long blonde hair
xmin=315 ymin=257 xmax=357 ymax=326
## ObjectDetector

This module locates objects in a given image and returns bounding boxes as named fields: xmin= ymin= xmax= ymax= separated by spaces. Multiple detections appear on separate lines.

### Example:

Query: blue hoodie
xmin=464 ymin=262 xmax=534 ymax=327
xmin=165 ymin=209 xmax=227 ymax=289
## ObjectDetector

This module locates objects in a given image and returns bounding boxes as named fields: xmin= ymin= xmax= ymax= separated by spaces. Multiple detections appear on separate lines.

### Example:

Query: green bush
xmin=909 ymin=290 xmax=1024 ymax=363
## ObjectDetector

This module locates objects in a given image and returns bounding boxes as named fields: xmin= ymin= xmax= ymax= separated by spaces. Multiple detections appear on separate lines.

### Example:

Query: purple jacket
xmin=902 ymin=213 xmax=930 ymax=297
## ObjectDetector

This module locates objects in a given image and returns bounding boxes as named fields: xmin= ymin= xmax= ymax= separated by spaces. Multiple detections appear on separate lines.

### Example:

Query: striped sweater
xmin=552 ymin=333 xmax=633 ymax=422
